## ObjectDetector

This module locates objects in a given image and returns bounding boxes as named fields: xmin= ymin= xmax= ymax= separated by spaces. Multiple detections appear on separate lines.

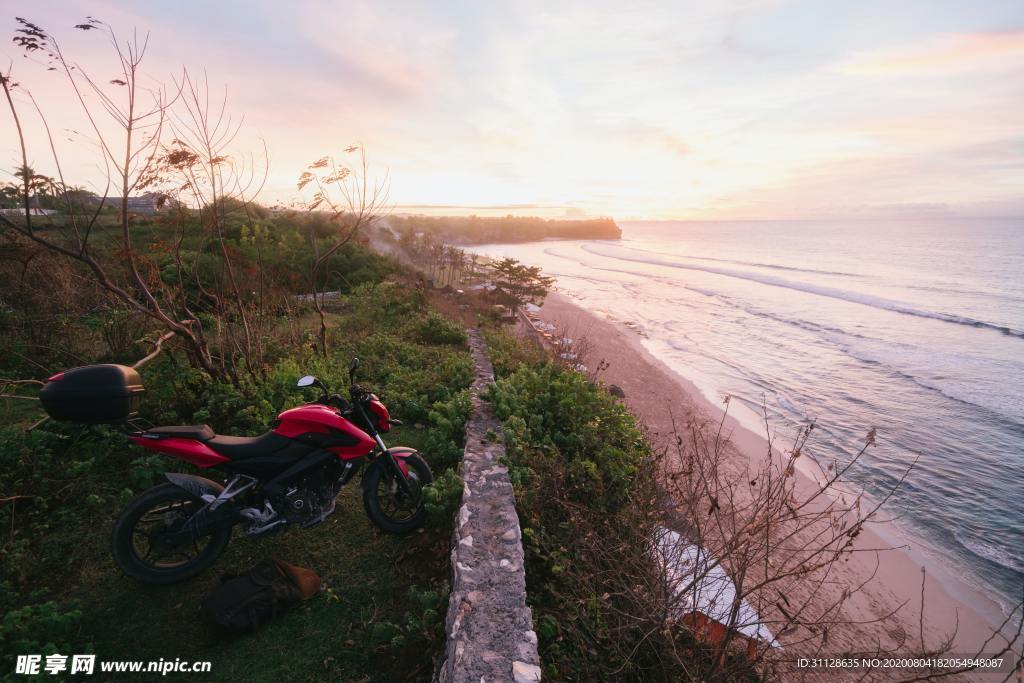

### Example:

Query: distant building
xmin=77 ymin=192 xmax=180 ymax=214
xmin=127 ymin=193 xmax=168 ymax=215
xmin=0 ymin=207 xmax=55 ymax=217
xmin=1 ymin=191 xmax=178 ymax=217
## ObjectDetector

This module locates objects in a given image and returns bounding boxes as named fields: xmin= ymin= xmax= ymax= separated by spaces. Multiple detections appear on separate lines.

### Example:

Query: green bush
xmin=416 ymin=312 xmax=467 ymax=347
xmin=485 ymin=336 xmax=756 ymax=680
xmin=421 ymin=390 xmax=471 ymax=470
xmin=422 ymin=469 xmax=463 ymax=524
xmin=0 ymin=584 xmax=83 ymax=674
xmin=482 ymin=326 xmax=546 ymax=379
xmin=141 ymin=361 xmax=281 ymax=435
xmin=369 ymin=585 xmax=447 ymax=651
xmin=487 ymin=353 xmax=677 ymax=680
xmin=490 ymin=364 xmax=646 ymax=513
xmin=0 ymin=207 xmax=480 ymax=680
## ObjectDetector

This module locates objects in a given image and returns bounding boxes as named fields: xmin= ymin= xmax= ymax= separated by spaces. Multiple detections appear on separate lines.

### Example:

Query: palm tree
xmin=0 ymin=182 xmax=20 ymax=209
xmin=12 ymin=165 xmax=56 ymax=207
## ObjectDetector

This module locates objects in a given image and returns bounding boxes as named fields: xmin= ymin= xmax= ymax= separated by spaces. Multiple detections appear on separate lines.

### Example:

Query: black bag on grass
xmin=204 ymin=558 xmax=321 ymax=633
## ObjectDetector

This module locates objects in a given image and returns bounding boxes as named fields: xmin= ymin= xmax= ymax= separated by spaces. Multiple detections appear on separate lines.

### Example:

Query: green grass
xmin=80 ymin=477 xmax=447 ymax=682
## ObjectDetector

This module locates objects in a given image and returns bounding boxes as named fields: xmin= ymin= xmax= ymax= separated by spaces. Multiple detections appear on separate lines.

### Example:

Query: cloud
xmin=293 ymin=0 xmax=456 ymax=102
xmin=699 ymin=135 xmax=1024 ymax=219
xmin=4 ymin=2 xmax=1023 ymax=220
xmin=837 ymin=30 xmax=1024 ymax=76
xmin=612 ymin=122 xmax=692 ymax=158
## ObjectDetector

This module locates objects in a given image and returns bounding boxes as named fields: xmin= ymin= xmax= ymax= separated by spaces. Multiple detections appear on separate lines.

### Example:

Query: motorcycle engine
xmin=280 ymin=473 xmax=341 ymax=527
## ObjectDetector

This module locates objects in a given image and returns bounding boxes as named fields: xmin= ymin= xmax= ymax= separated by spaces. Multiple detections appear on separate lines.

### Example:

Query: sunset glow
xmin=2 ymin=0 xmax=1022 ymax=219
xmin=2 ymin=2 xmax=1023 ymax=673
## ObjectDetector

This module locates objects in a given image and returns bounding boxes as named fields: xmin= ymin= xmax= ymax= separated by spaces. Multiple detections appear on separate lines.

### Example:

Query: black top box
xmin=39 ymin=364 xmax=145 ymax=424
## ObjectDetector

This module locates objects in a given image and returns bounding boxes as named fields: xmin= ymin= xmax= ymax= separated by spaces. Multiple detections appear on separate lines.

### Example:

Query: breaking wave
xmin=581 ymin=243 xmax=1024 ymax=339
xmin=955 ymin=534 xmax=1024 ymax=574
xmin=619 ymin=242 xmax=861 ymax=277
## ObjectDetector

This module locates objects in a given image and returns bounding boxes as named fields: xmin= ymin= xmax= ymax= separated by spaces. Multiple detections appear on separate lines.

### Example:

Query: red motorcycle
xmin=39 ymin=358 xmax=432 ymax=584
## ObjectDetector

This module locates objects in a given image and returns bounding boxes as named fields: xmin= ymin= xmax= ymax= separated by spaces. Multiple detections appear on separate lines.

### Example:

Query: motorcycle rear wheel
xmin=363 ymin=453 xmax=432 ymax=533
xmin=111 ymin=483 xmax=232 ymax=585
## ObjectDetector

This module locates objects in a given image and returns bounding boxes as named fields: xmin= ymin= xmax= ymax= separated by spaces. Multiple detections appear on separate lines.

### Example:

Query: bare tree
xmin=296 ymin=145 xmax=388 ymax=355
xmin=1 ymin=18 xmax=266 ymax=382
xmin=645 ymin=406 xmax=1023 ymax=679
xmin=153 ymin=70 xmax=270 ymax=378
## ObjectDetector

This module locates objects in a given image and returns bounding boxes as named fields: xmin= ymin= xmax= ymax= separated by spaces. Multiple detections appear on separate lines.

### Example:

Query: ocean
xmin=470 ymin=218 xmax=1024 ymax=619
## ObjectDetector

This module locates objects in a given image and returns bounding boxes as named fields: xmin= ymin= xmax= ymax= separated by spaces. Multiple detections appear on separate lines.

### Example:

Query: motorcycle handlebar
xmin=315 ymin=393 xmax=350 ymax=411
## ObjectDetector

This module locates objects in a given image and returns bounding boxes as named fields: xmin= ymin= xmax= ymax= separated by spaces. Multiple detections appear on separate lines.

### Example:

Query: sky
xmin=1 ymin=0 xmax=1022 ymax=220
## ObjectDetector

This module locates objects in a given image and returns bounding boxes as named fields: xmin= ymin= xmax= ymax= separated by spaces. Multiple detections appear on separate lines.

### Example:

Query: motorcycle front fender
xmin=387 ymin=447 xmax=416 ymax=478
xmin=361 ymin=448 xmax=415 ymax=494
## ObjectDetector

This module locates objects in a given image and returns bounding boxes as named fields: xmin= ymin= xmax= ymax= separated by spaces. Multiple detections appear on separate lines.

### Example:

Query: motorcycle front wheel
xmin=363 ymin=453 xmax=432 ymax=533
xmin=111 ymin=483 xmax=232 ymax=585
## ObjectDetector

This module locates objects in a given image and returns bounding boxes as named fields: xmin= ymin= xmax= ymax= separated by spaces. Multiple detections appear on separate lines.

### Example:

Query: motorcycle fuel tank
xmin=273 ymin=404 xmax=375 ymax=459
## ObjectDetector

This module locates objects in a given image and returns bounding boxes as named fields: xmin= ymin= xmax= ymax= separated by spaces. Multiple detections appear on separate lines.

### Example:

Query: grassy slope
xmin=0 ymin=283 xmax=470 ymax=682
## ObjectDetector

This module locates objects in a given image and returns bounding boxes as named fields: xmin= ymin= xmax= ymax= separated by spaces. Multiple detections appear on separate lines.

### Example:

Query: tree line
xmin=386 ymin=214 xmax=621 ymax=244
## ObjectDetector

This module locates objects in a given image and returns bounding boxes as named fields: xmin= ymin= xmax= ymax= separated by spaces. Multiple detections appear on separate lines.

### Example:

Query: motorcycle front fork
xmin=372 ymin=434 xmax=413 ymax=495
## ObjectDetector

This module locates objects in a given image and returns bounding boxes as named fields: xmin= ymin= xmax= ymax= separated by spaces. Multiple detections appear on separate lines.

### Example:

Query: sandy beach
xmin=528 ymin=290 xmax=1019 ymax=677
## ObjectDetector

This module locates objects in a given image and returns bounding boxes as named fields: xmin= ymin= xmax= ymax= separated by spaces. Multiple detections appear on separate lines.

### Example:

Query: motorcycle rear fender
xmin=164 ymin=472 xmax=224 ymax=499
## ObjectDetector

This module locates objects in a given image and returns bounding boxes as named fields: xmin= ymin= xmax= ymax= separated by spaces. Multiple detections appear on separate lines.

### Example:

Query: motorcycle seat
xmin=206 ymin=431 xmax=294 ymax=459
xmin=146 ymin=425 xmax=215 ymax=441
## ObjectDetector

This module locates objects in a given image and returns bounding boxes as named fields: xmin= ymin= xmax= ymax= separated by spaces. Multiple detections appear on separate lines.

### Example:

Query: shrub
xmin=421 ymin=390 xmax=471 ymax=470
xmin=369 ymin=585 xmax=447 ymax=652
xmin=489 ymin=362 xmax=653 ymax=678
xmin=416 ymin=312 xmax=467 ymax=347
xmin=484 ymin=328 xmax=783 ymax=681
xmin=489 ymin=364 xmax=646 ymax=513
xmin=0 ymin=584 xmax=83 ymax=672
xmin=0 ymin=195 xmax=477 ymax=681
xmin=422 ymin=469 xmax=463 ymax=524
xmin=482 ymin=326 xmax=546 ymax=379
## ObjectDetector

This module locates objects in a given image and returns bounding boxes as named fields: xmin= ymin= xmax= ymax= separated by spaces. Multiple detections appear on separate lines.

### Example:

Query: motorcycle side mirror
xmin=297 ymin=375 xmax=317 ymax=388
xmin=349 ymin=357 xmax=360 ymax=381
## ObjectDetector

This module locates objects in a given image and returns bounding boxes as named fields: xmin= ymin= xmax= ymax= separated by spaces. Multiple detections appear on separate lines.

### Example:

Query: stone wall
xmin=436 ymin=329 xmax=541 ymax=683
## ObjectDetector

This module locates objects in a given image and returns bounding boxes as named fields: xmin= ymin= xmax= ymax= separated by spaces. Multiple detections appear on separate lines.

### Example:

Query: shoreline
xmin=635 ymin=326 xmax=1016 ymax=629
xmin=531 ymin=290 xmax=1016 ymax=661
